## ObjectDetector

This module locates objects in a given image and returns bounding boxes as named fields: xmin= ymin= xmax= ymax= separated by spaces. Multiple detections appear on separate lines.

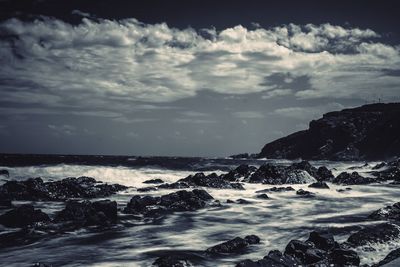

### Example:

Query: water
xmin=0 ymin=158 xmax=399 ymax=266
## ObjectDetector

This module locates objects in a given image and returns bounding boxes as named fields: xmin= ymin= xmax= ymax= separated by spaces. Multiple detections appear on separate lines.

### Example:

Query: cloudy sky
xmin=0 ymin=0 xmax=400 ymax=156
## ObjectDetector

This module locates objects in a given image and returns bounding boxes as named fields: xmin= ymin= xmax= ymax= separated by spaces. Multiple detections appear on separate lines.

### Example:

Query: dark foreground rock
xmin=124 ymin=189 xmax=215 ymax=217
xmin=309 ymin=181 xmax=330 ymax=189
xmin=237 ymin=230 xmax=359 ymax=267
xmin=206 ymin=235 xmax=260 ymax=254
xmin=0 ymin=176 xmax=127 ymax=201
xmin=347 ymin=223 xmax=400 ymax=247
xmin=369 ymin=202 xmax=400 ymax=221
xmin=258 ymin=103 xmax=400 ymax=161
xmin=0 ymin=204 xmax=50 ymax=228
xmin=256 ymin=186 xmax=295 ymax=193
xmin=153 ymin=255 xmax=193 ymax=267
xmin=143 ymin=179 xmax=164 ymax=184
xmin=296 ymin=189 xmax=315 ymax=197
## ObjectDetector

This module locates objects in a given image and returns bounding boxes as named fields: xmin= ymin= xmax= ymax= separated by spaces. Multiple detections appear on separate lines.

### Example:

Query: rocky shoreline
xmin=1 ymin=159 xmax=400 ymax=266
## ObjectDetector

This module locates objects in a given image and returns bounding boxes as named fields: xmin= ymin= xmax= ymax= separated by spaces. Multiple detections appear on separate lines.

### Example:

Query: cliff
xmin=259 ymin=103 xmax=400 ymax=161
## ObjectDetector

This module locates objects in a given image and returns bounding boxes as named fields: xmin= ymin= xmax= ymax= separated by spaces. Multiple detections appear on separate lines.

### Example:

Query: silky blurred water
xmin=0 ymin=159 xmax=399 ymax=266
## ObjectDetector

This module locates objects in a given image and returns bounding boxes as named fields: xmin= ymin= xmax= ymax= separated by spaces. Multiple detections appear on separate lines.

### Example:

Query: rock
xmin=0 ymin=204 xmax=50 ymax=228
xmin=0 ymin=176 xmax=127 ymax=201
xmin=224 ymin=165 xmax=257 ymax=181
xmin=258 ymin=103 xmax=400 ymax=161
xmin=296 ymin=189 xmax=315 ymax=197
xmin=307 ymin=231 xmax=336 ymax=251
xmin=0 ymin=228 xmax=46 ymax=248
xmin=308 ymin=181 xmax=330 ymax=189
xmin=206 ymin=235 xmax=260 ymax=254
xmin=162 ymin=172 xmax=244 ymax=190
xmin=0 ymin=169 xmax=9 ymax=177
xmin=373 ymin=167 xmax=400 ymax=182
xmin=0 ymin=199 xmax=12 ymax=208
xmin=329 ymin=249 xmax=360 ymax=266
xmin=337 ymin=187 xmax=352 ymax=192
xmin=333 ymin=172 xmax=375 ymax=185
xmin=256 ymin=194 xmax=269 ymax=199
xmin=285 ymin=170 xmax=317 ymax=184
xmin=124 ymin=189 xmax=214 ymax=216
xmin=54 ymin=200 xmax=117 ymax=227
xmin=153 ymin=255 xmax=193 ymax=267
xmin=264 ymin=250 xmax=300 ymax=266
xmin=284 ymin=240 xmax=326 ymax=264
xmin=143 ymin=178 xmax=164 ymax=184
xmin=372 ymin=162 xmax=387 ymax=170
xmin=369 ymin=202 xmax=400 ymax=221
xmin=229 ymin=153 xmax=250 ymax=159
xmin=376 ymin=248 xmax=400 ymax=266
xmin=316 ymin=166 xmax=335 ymax=182
xmin=256 ymin=186 xmax=295 ymax=193
xmin=236 ymin=199 xmax=252 ymax=204
xmin=347 ymin=223 xmax=400 ymax=247
xmin=137 ymin=186 xmax=158 ymax=192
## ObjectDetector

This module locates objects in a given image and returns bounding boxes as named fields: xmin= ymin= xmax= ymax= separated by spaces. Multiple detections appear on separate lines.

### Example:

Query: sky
xmin=0 ymin=0 xmax=400 ymax=157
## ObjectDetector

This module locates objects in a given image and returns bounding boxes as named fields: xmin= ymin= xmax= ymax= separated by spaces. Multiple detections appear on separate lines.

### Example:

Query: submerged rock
xmin=296 ymin=189 xmax=315 ymax=197
xmin=153 ymin=255 xmax=193 ymax=267
xmin=256 ymin=186 xmax=295 ymax=193
xmin=143 ymin=179 xmax=164 ymax=184
xmin=124 ymin=189 xmax=214 ymax=216
xmin=256 ymin=194 xmax=269 ymax=199
xmin=0 ymin=176 xmax=127 ymax=201
xmin=206 ymin=235 xmax=260 ymax=254
xmin=0 ymin=204 xmax=50 ymax=228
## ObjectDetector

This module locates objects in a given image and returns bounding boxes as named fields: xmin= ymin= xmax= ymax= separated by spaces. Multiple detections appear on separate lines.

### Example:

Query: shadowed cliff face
xmin=259 ymin=103 xmax=400 ymax=161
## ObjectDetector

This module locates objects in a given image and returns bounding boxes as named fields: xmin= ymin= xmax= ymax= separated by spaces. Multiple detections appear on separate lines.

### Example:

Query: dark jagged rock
xmin=236 ymin=199 xmax=252 ymax=204
xmin=376 ymin=248 xmax=400 ymax=266
xmin=373 ymin=167 xmax=400 ymax=182
xmin=337 ymin=187 xmax=352 ymax=193
xmin=256 ymin=193 xmax=269 ymax=199
xmin=307 ymin=231 xmax=337 ymax=251
xmin=333 ymin=172 xmax=375 ymax=185
xmin=0 ymin=176 xmax=127 ymax=201
xmin=153 ymin=255 xmax=193 ymax=267
xmin=224 ymin=164 xmax=257 ymax=181
xmin=259 ymin=103 xmax=400 ymax=161
xmin=0 ymin=169 xmax=9 ymax=177
xmin=296 ymin=189 xmax=315 ymax=197
xmin=309 ymin=181 xmax=330 ymax=189
xmin=0 ymin=204 xmax=50 ymax=228
xmin=54 ymin=199 xmax=117 ymax=227
xmin=256 ymin=186 xmax=295 ymax=193
xmin=347 ymin=223 xmax=400 ymax=247
xmin=369 ymin=202 xmax=400 ymax=221
xmin=137 ymin=186 xmax=158 ymax=192
xmin=372 ymin=162 xmax=387 ymax=170
xmin=284 ymin=239 xmax=326 ymax=264
xmin=206 ymin=235 xmax=260 ymax=254
xmin=160 ymin=172 xmax=244 ymax=190
xmin=143 ymin=179 xmax=164 ymax=184
xmin=124 ymin=189 xmax=214 ymax=216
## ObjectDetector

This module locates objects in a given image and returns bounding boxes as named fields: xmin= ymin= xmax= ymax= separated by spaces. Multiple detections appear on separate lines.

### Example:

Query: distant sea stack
xmin=259 ymin=103 xmax=400 ymax=161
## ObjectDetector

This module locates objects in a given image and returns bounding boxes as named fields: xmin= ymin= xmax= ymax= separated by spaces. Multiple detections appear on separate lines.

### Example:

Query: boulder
xmin=0 ymin=204 xmax=50 ymax=228
xmin=224 ymin=165 xmax=257 ymax=181
xmin=307 ymin=231 xmax=336 ymax=251
xmin=256 ymin=194 xmax=269 ymax=199
xmin=162 ymin=173 xmax=244 ymax=190
xmin=153 ymin=255 xmax=193 ymax=267
xmin=329 ymin=249 xmax=360 ymax=266
xmin=316 ymin=166 xmax=335 ymax=181
xmin=256 ymin=187 xmax=295 ymax=193
xmin=296 ymin=189 xmax=315 ymax=197
xmin=143 ymin=179 xmax=164 ymax=184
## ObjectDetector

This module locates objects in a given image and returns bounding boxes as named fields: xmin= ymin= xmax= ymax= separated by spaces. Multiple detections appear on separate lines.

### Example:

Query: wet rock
xmin=372 ymin=162 xmax=387 ymax=170
xmin=337 ymin=187 xmax=352 ymax=193
xmin=264 ymin=250 xmax=300 ymax=266
xmin=0 ymin=176 xmax=127 ymax=201
xmin=307 ymin=231 xmax=336 ymax=251
xmin=0 ymin=169 xmax=9 ymax=177
xmin=206 ymin=235 xmax=260 ymax=254
xmin=376 ymin=247 xmax=400 ymax=266
xmin=308 ymin=181 xmax=330 ymax=189
xmin=373 ymin=167 xmax=400 ymax=182
xmin=284 ymin=240 xmax=326 ymax=264
xmin=296 ymin=189 xmax=315 ymax=197
xmin=236 ymin=199 xmax=252 ymax=204
xmin=163 ymin=172 xmax=244 ymax=190
xmin=333 ymin=172 xmax=375 ymax=185
xmin=143 ymin=179 xmax=164 ymax=184
xmin=256 ymin=186 xmax=295 ymax=193
xmin=285 ymin=170 xmax=317 ymax=184
xmin=369 ymin=202 xmax=400 ymax=221
xmin=153 ymin=255 xmax=193 ymax=267
xmin=54 ymin=200 xmax=117 ymax=227
xmin=256 ymin=194 xmax=269 ymax=199
xmin=0 ymin=204 xmax=50 ymax=228
xmin=124 ymin=189 xmax=214 ymax=216
xmin=0 ymin=228 xmax=46 ymax=248
xmin=347 ymin=223 xmax=400 ymax=247
xmin=224 ymin=164 xmax=257 ymax=181
xmin=316 ymin=166 xmax=335 ymax=182
xmin=329 ymin=249 xmax=360 ymax=266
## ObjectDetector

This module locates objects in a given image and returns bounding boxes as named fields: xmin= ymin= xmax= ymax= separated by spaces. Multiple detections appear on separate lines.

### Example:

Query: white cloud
xmin=0 ymin=17 xmax=399 ymax=119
